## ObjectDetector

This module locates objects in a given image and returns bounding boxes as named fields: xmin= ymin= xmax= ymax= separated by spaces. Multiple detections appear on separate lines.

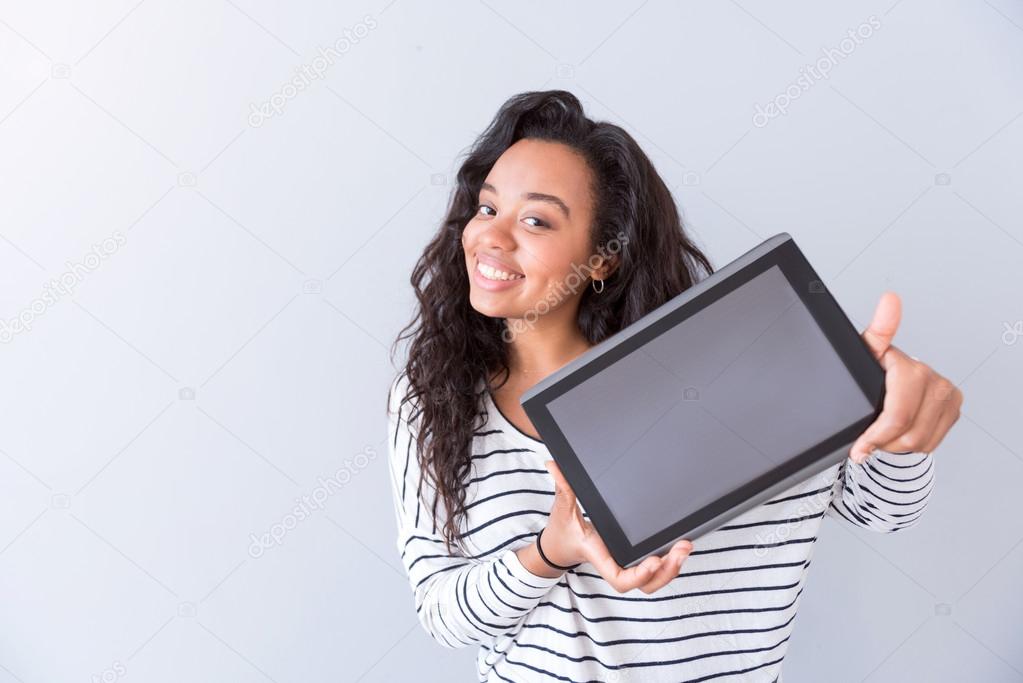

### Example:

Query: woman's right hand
xmin=536 ymin=459 xmax=693 ymax=594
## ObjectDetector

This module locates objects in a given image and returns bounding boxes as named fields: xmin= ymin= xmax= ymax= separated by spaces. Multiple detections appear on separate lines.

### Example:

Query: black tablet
xmin=520 ymin=232 xmax=885 ymax=568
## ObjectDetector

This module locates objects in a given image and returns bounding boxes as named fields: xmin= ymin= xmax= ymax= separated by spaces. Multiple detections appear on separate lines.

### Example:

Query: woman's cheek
xmin=460 ymin=223 xmax=478 ymax=249
xmin=531 ymin=273 xmax=571 ymax=308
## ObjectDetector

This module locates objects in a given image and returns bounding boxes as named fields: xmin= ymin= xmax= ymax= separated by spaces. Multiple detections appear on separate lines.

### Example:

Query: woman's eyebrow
xmin=480 ymin=182 xmax=570 ymax=218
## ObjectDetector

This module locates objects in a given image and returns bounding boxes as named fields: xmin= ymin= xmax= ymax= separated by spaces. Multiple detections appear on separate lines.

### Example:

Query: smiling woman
xmin=386 ymin=90 xmax=944 ymax=682
xmin=464 ymin=140 xmax=607 ymax=316
xmin=393 ymin=90 xmax=712 ymax=554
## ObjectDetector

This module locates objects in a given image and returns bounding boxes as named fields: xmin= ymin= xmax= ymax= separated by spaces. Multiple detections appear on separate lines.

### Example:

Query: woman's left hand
xmin=849 ymin=292 xmax=963 ymax=463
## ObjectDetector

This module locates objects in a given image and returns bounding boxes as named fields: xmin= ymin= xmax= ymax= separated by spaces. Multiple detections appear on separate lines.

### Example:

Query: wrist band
xmin=536 ymin=527 xmax=580 ymax=571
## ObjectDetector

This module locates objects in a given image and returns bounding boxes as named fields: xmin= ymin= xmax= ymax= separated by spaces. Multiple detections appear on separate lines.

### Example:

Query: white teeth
xmin=477 ymin=261 xmax=523 ymax=281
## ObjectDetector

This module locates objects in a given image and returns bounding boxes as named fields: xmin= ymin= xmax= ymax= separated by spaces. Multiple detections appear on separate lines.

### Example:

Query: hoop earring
xmin=591 ymin=278 xmax=604 ymax=294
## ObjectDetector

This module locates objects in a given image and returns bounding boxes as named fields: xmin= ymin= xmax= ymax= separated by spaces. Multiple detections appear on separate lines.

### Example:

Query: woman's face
xmin=462 ymin=138 xmax=609 ymax=324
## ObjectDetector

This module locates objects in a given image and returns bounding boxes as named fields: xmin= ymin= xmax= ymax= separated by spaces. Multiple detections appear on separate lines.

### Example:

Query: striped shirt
xmin=387 ymin=375 xmax=934 ymax=682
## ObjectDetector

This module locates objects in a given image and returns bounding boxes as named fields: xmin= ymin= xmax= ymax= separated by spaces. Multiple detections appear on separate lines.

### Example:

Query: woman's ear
xmin=591 ymin=253 xmax=620 ymax=281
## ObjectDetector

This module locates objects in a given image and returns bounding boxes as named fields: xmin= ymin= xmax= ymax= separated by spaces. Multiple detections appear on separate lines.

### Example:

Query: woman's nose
xmin=479 ymin=216 xmax=516 ymax=251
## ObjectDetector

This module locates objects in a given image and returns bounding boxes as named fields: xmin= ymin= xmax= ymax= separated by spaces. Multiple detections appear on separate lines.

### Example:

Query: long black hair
xmin=390 ymin=90 xmax=713 ymax=552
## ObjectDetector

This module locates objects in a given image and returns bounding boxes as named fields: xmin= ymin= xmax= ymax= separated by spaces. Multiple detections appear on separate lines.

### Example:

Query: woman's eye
xmin=475 ymin=203 xmax=547 ymax=228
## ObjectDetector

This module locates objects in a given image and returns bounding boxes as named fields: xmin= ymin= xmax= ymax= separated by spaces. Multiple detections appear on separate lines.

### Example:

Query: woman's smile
xmin=473 ymin=253 xmax=526 ymax=291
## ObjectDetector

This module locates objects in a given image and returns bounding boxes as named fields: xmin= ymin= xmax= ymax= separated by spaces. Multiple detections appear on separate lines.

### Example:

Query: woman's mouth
xmin=473 ymin=256 xmax=525 ymax=291
xmin=477 ymin=261 xmax=524 ymax=281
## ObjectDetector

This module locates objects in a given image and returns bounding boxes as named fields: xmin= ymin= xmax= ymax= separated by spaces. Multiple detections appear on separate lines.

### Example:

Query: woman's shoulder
xmin=386 ymin=372 xmax=423 ymax=447
xmin=387 ymin=373 xmax=493 ymax=438
xmin=387 ymin=372 xmax=411 ymax=414
xmin=388 ymin=373 xmax=495 ymax=420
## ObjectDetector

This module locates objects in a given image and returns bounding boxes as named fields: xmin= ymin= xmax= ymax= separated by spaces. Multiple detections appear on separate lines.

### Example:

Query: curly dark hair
xmin=389 ymin=89 xmax=714 ymax=553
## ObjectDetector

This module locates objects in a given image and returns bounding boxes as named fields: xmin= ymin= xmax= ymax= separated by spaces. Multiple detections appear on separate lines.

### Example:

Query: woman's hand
xmin=537 ymin=459 xmax=692 ymax=594
xmin=850 ymin=292 xmax=963 ymax=462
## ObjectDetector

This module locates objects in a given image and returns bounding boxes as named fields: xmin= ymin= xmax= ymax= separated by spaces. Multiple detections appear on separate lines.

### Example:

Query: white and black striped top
xmin=387 ymin=375 xmax=934 ymax=682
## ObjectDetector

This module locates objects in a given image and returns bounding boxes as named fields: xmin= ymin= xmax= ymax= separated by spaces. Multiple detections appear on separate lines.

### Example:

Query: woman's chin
xmin=468 ymin=302 xmax=510 ymax=319
xmin=468 ymin=292 xmax=522 ymax=320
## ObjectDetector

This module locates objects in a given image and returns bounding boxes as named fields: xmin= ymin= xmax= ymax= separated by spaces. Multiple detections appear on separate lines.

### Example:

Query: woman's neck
xmin=503 ymin=317 xmax=592 ymax=381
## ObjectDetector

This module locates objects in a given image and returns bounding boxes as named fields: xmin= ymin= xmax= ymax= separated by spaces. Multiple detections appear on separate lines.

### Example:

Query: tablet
xmin=520 ymin=232 xmax=885 ymax=568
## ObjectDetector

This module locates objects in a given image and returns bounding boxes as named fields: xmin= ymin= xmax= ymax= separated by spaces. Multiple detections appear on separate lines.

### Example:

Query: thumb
xmin=862 ymin=291 xmax=901 ymax=365
xmin=545 ymin=460 xmax=577 ymax=511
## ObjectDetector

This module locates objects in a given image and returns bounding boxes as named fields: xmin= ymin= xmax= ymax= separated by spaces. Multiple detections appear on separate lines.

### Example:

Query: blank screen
xmin=546 ymin=265 xmax=874 ymax=545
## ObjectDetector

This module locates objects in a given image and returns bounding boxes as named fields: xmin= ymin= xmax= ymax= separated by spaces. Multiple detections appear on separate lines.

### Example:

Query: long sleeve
xmin=826 ymin=448 xmax=935 ymax=533
xmin=386 ymin=375 xmax=560 ymax=649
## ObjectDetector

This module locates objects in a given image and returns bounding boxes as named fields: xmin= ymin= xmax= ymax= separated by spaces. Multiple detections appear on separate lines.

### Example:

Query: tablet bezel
xmin=520 ymin=233 xmax=886 ymax=568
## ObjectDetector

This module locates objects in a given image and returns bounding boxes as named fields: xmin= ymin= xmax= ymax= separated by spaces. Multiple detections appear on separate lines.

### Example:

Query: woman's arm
xmin=827 ymin=449 xmax=934 ymax=533
xmin=826 ymin=293 xmax=958 ymax=532
xmin=387 ymin=376 xmax=561 ymax=649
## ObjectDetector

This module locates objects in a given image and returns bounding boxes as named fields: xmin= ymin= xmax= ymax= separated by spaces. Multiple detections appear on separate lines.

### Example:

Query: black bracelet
xmin=536 ymin=527 xmax=580 ymax=571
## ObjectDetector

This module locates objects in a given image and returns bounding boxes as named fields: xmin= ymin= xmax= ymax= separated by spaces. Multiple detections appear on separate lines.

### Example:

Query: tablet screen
xmin=546 ymin=265 xmax=875 ymax=545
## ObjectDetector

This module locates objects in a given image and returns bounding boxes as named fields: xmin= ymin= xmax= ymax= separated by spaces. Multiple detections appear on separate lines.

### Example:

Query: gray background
xmin=0 ymin=0 xmax=1020 ymax=681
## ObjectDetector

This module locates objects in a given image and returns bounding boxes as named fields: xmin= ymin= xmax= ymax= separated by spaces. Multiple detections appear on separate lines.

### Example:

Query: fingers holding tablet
xmin=542 ymin=459 xmax=693 ymax=594
xmin=585 ymin=536 xmax=666 ymax=593
xmin=639 ymin=540 xmax=693 ymax=594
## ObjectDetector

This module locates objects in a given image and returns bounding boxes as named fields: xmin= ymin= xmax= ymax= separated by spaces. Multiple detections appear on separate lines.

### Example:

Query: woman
xmin=386 ymin=90 xmax=961 ymax=682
